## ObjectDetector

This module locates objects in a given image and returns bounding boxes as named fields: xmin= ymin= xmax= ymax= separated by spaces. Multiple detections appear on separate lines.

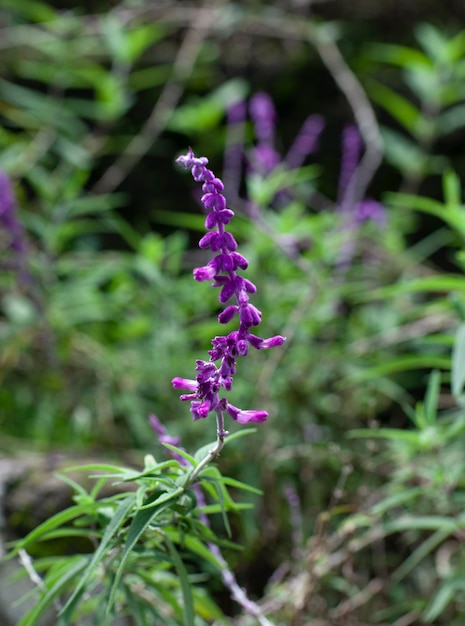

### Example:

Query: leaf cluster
xmin=7 ymin=432 xmax=259 ymax=626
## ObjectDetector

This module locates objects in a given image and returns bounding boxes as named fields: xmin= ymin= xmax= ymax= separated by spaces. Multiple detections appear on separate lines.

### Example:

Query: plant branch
xmin=185 ymin=410 xmax=228 ymax=486
xmin=92 ymin=0 xmax=223 ymax=194
xmin=309 ymin=24 xmax=383 ymax=209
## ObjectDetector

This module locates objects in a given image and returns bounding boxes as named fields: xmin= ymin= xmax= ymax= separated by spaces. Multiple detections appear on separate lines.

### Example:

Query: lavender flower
xmin=149 ymin=414 xmax=186 ymax=463
xmin=354 ymin=198 xmax=386 ymax=225
xmin=284 ymin=114 xmax=325 ymax=170
xmin=249 ymin=143 xmax=281 ymax=176
xmin=0 ymin=172 xmax=26 ymax=256
xmin=338 ymin=124 xmax=362 ymax=208
xmin=249 ymin=92 xmax=276 ymax=145
xmin=173 ymin=148 xmax=285 ymax=426
xmin=223 ymin=100 xmax=247 ymax=206
xmin=337 ymin=125 xmax=386 ymax=226
xmin=248 ymin=92 xmax=281 ymax=176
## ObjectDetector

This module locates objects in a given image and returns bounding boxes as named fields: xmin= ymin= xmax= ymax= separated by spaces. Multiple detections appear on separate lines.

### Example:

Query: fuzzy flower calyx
xmin=173 ymin=148 xmax=285 ymax=425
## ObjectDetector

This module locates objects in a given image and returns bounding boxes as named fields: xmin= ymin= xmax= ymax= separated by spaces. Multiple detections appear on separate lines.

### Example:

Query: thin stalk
xmin=185 ymin=410 xmax=228 ymax=486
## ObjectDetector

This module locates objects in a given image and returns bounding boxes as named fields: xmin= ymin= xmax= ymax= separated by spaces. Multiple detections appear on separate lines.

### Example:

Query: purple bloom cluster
xmin=173 ymin=148 xmax=285 ymax=426
xmin=338 ymin=124 xmax=385 ymax=225
xmin=248 ymin=92 xmax=325 ymax=192
xmin=249 ymin=92 xmax=276 ymax=145
xmin=338 ymin=124 xmax=362 ymax=206
xmin=354 ymin=199 xmax=385 ymax=226
xmin=249 ymin=93 xmax=281 ymax=176
xmin=285 ymin=114 xmax=325 ymax=170
xmin=223 ymin=93 xmax=325 ymax=211
xmin=149 ymin=414 xmax=186 ymax=463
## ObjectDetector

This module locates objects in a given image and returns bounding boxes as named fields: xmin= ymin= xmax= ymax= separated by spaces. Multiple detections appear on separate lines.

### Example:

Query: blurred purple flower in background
xmin=0 ymin=171 xmax=29 ymax=282
xmin=0 ymin=171 xmax=26 ymax=256
xmin=249 ymin=92 xmax=276 ymax=145
xmin=149 ymin=414 xmax=186 ymax=463
xmin=354 ymin=199 xmax=386 ymax=226
xmin=224 ymin=93 xmax=325 ymax=210
xmin=284 ymin=114 xmax=325 ymax=170
xmin=338 ymin=124 xmax=362 ymax=209
xmin=222 ymin=94 xmax=385 ymax=274
xmin=248 ymin=92 xmax=281 ymax=176
xmin=337 ymin=124 xmax=385 ymax=224
xmin=173 ymin=148 xmax=285 ymax=426
xmin=223 ymin=100 xmax=247 ymax=206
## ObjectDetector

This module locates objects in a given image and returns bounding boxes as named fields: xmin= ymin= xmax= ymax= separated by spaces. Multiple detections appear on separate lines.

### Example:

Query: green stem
xmin=185 ymin=410 xmax=228 ymax=486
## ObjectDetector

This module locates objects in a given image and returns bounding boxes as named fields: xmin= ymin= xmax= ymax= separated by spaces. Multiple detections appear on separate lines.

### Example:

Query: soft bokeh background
xmin=3 ymin=1 xmax=465 ymax=624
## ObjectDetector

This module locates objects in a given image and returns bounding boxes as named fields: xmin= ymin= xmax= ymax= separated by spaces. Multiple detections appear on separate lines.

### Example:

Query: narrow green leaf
xmin=126 ymin=24 xmax=167 ymax=63
xmin=424 ymin=370 xmax=441 ymax=425
xmin=197 ymin=471 xmax=233 ymax=537
xmin=60 ymin=495 xmax=136 ymax=619
xmin=415 ymin=23 xmax=449 ymax=63
xmin=380 ymin=127 xmax=429 ymax=175
xmin=106 ymin=489 xmax=184 ymax=614
xmin=387 ymin=191 xmax=446 ymax=217
xmin=137 ymin=487 xmax=184 ymax=510
xmin=220 ymin=476 xmax=263 ymax=495
xmin=154 ymin=210 xmax=206 ymax=232
xmin=1 ymin=0 xmax=57 ymax=23
xmin=164 ymin=529 xmax=224 ymax=571
xmin=444 ymin=413 xmax=465 ymax=440
xmin=196 ymin=503 xmax=252 ymax=515
xmin=423 ymin=580 xmax=463 ymax=622
xmin=18 ymin=556 xmax=88 ymax=626
xmin=437 ymin=104 xmax=465 ymax=135
xmin=371 ymin=487 xmax=424 ymax=516
xmin=200 ymin=470 xmax=237 ymax=509
xmin=103 ymin=14 xmax=130 ymax=64
xmin=443 ymin=169 xmax=462 ymax=207
xmin=366 ymin=43 xmax=431 ymax=68
xmin=33 ymin=528 xmax=100 ymax=542
xmin=367 ymin=78 xmax=423 ymax=132
xmin=384 ymin=514 xmax=459 ymax=534
xmin=388 ymin=188 xmax=465 ymax=236
xmin=358 ymin=274 xmax=465 ymax=300
xmin=349 ymin=356 xmax=451 ymax=382
xmin=165 ymin=536 xmax=195 ymax=626
xmin=392 ymin=528 xmax=450 ymax=584
xmin=53 ymin=472 xmax=89 ymax=499
xmin=8 ymin=502 xmax=99 ymax=557
xmin=162 ymin=443 xmax=197 ymax=467
xmin=348 ymin=428 xmax=421 ymax=443
xmin=213 ymin=479 xmax=231 ymax=538
xmin=452 ymin=324 xmax=465 ymax=398
xmin=223 ymin=427 xmax=257 ymax=444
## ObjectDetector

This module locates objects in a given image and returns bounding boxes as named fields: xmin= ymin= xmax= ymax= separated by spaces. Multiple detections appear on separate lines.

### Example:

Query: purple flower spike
xmin=0 ymin=172 xmax=26 ymax=256
xmin=249 ymin=92 xmax=277 ymax=145
xmin=338 ymin=124 xmax=362 ymax=208
xmin=285 ymin=114 xmax=325 ymax=170
xmin=354 ymin=199 xmax=386 ymax=225
xmin=173 ymin=149 xmax=286 ymax=426
xmin=149 ymin=414 xmax=185 ymax=463
xmin=249 ymin=144 xmax=281 ymax=176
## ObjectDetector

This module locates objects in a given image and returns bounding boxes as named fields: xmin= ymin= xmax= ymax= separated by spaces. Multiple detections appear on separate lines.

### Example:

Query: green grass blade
xmin=8 ymin=502 xmax=99 ymax=557
xmin=106 ymin=489 xmax=184 ymax=615
xmin=18 ymin=556 xmax=88 ymax=626
xmin=165 ymin=536 xmax=195 ymax=626
xmin=59 ymin=495 xmax=136 ymax=620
